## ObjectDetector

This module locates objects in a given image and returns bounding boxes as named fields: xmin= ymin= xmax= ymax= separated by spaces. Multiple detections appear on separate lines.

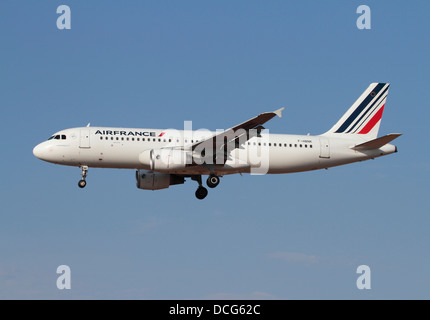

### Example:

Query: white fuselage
xmin=33 ymin=127 xmax=397 ymax=176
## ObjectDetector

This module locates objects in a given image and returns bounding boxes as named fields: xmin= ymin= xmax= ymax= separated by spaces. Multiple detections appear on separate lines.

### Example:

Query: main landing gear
xmin=192 ymin=174 xmax=221 ymax=199
xmin=78 ymin=166 xmax=88 ymax=188
xmin=206 ymin=175 xmax=220 ymax=188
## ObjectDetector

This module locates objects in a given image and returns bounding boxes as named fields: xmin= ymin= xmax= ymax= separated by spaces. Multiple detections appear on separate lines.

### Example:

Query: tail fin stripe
xmin=345 ymin=86 xmax=389 ymax=133
xmin=334 ymin=83 xmax=386 ymax=133
xmin=350 ymin=92 xmax=388 ymax=134
xmin=358 ymin=105 xmax=385 ymax=134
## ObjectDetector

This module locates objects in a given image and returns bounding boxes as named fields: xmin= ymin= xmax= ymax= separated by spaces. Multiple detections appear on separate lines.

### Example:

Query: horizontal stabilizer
xmin=351 ymin=133 xmax=402 ymax=151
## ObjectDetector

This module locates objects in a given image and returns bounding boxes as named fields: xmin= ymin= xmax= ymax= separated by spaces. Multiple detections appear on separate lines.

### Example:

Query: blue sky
xmin=0 ymin=0 xmax=429 ymax=299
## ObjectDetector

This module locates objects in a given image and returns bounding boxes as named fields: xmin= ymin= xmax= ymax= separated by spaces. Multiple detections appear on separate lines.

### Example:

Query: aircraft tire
xmin=78 ymin=179 xmax=87 ymax=188
xmin=206 ymin=175 xmax=220 ymax=188
xmin=195 ymin=186 xmax=208 ymax=200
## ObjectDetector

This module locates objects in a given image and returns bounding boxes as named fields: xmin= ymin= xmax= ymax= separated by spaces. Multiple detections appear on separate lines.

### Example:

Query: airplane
xmin=33 ymin=83 xmax=401 ymax=200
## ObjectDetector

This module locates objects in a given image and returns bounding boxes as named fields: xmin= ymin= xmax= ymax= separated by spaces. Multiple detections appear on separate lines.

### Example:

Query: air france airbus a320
xmin=33 ymin=83 xmax=401 ymax=199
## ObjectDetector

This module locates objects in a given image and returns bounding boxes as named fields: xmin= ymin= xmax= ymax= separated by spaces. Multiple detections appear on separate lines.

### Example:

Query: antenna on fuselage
xmin=86 ymin=123 xmax=91 ymax=127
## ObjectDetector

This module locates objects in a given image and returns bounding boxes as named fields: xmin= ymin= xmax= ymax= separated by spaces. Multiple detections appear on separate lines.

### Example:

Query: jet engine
xmin=135 ymin=170 xmax=185 ymax=190
xmin=139 ymin=148 xmax=192 ymax=171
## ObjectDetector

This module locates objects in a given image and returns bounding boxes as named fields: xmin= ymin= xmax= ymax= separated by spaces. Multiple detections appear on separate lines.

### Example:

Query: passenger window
xmin=153 ymin=138 xmax=156 ymax=142
xmin=111 ymin=137 xmax=113 ymax=140
xmin=158 ymin=139 xmax=161 ymax=142
xmin=121 ymin=137 xmax=124 ymax=141
xmin=269 ymin=143 xmax=271 ymax=146
xmin=294 ymin=144 xmax=297 ymax=147
xmin=310 ymin=145 xmax=313 ymax=148
xmin=258 ymin=143 xmax=261 ymax=146
xmin=126 ymin=138 xmax=129 ymax=141
xmin=300 ymin=144 xmax=302 ymax=148
xmin=105 ymin=137 xmax=108 ymax=140
xmin=163 ymin=139 xmax=166 ymax=142
xmin=169 ymin=139 xmax=171 ymax=142
xmin=274 ymin=143 xmax=276 ymax=146
xmin=132 ymin=138 xmax=135 ymax=141
xmin=142 ymin=138 xmax=145 ymax=141
xmin=284 ymin=143 xmax=287 ymax=147
xmin=116 ymin=137 xmax=119 ymax=140
xmin=100 ymin=137 xmax=103 ymax=140
xmin=289 ymin=144 xmax=292 ymax=147
xmin=305 ymin=144 xmax=307 ymax=148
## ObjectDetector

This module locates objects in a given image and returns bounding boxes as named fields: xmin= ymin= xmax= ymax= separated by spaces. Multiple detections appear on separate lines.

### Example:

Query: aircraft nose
xmin=33 ymin=141 xmax=62 ymax=163
xmin=33 ymin=143 xmax=47 ymax=160
xmin=33 ymin=144 xmax=42 ymax=159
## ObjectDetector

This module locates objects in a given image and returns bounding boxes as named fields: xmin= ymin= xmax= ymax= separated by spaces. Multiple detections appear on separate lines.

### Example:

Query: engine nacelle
xmin=139 ymin=149 xmax=191 ymax=172
xmin=135 ymin=170 xmax=185 ymax=190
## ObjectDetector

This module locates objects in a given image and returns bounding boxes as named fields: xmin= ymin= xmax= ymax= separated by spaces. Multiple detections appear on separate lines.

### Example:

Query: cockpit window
xmin=47 ymin=134 xmax=66 ymax=140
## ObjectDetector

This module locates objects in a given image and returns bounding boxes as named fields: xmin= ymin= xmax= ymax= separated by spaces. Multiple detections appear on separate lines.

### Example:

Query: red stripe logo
xmin=358 ymin=105 xmax=385 ymax=134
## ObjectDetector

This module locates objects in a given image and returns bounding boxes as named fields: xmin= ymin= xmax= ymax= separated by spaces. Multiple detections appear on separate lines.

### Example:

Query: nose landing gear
xmin=78 ymin=166 xmax=88 ymax=188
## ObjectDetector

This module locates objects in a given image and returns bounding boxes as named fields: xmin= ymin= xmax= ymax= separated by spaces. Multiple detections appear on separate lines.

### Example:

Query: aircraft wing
xmin=190 ymin=107 xmax=284 ymax=163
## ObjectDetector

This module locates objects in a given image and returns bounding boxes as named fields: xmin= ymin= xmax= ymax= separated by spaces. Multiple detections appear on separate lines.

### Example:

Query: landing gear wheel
xmin=206 ymin=175 xmax=220 ymax=188
xmin=195 ymin=186 xmax=208 ymax=200
xmin=78 ymin=179 xmax=87 ymax=188
xmin=78 ymin=166 xmax=88 ymax=189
